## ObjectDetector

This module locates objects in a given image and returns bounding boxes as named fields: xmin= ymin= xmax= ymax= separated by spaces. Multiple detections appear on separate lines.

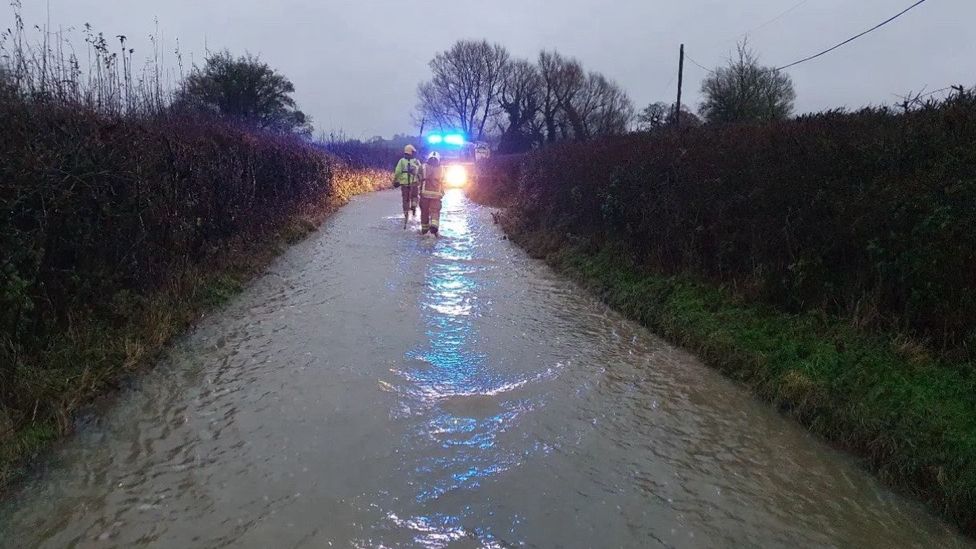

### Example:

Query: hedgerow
xmin=480 ymin=90 xmax=976 ymax=357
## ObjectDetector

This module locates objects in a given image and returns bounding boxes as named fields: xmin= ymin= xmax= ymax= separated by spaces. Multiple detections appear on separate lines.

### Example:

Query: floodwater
xmin=0 ymin=190 xmax=970 ymax=548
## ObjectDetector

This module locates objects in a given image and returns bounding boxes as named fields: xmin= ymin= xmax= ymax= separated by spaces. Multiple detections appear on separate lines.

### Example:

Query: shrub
xmin=480 ymin=90 xmax=976 ymax=356
xmin=0 ymin=98 xmax=359 ymax=432
xmin=468 ymin=154 xmax=525 ymax=207
xmin=319 ymin=139 xmax=401 ymax=171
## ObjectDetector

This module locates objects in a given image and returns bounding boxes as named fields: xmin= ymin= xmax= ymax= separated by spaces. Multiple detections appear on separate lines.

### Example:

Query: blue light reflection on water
xmin=391 ymin=191 xmax=527 ymax=546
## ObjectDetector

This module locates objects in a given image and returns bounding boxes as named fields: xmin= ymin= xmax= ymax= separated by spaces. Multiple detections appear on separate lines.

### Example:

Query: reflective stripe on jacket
xmin=394 ymin=157 xmax=422 ymax=186
xmin=421 ymin=164 xmax=445 ymax=199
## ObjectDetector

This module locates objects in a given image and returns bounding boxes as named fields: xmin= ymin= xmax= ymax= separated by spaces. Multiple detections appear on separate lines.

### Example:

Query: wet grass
xmin=502 ymin=227 xmax=976 ymax=537
xmin=0 ymin=168 xmax=387 ymax=493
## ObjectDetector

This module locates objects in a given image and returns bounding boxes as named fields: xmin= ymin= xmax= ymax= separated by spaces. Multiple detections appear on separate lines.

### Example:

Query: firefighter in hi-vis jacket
xmin=419 ymin=152 xmax=445 ymax=235
xmin=392 ymin=144 xmax=422 ymax=228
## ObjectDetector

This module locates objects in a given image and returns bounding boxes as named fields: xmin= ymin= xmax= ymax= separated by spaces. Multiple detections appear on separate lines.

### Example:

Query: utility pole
xmin=675 ymin=44 xmax=684 ymax=128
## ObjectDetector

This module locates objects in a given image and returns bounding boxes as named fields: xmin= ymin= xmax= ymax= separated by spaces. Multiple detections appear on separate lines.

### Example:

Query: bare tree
xmin=535 ymin=52 xmax=632 ymax=141
xmin=538 ymin=50 xmax=585 ymax=143
xmin=417 ymin=81 xmax=450 ymax=130
xmin=575 ymin=72 xmax=634 ymax=138
xmin=497 ymin=59 xmax=543 ymax=152
xmin=418 ymin=43 xmax=635 ymax=147
xmin=417 ymin=40 xmax=509 ymax=140
xmin=699 ymin=42 xmax=795 ymax=123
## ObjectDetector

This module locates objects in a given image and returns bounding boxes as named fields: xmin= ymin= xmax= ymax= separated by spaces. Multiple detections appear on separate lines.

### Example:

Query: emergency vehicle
xmin=423 ymin=133 xmax=490 ymax=188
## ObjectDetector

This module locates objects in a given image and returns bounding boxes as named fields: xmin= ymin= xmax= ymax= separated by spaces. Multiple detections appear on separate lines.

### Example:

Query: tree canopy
xmin=417 ymin=42 xmax=634 ymax=152
xmin=636 ymin=102 xmax=701 ymax=131
xmin=176 ymin=51 xmax=312 ymax=135
xmin=417 ymin=40 xmax=509 ymax=141
xmin=699 ymin=43 xmax=795 ymax=124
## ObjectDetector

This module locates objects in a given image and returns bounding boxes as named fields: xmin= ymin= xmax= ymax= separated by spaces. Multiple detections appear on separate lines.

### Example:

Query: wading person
xmin=392 ymin=144 xmax=422 ymax=228
xmin=420 ymin=152 xmax=445 ymax=236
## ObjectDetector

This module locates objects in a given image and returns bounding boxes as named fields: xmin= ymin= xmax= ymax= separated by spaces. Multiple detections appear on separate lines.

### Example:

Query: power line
xmin=685 ymin=54 xmax=714 ymax=74
xmin=659 ymin=73 xmax=677 ymax=96
xmin=684 ymin=1 xmax=810 ymax=79
xmin=919 ymin=86 xmax=953 ymax=98
xmin=893 ymin=86 xmax=951 ymax=101
xmin=892 ymin=85 xmax=961 ymax=109
xmin=775 ymin=0 xmax=928 ymax=71
xmin=742 ymin=0 xmax=811 ymax=38
xmin=915 ymin=85 xmax=964 ymax=99
xmin=704 ymin=0 xmax=812 ymax=51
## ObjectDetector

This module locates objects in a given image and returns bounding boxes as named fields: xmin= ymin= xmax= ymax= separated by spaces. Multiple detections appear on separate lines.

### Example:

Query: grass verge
xmin=503 ymin=225 xmax=976 ymax=536
xmin=0 ymin=168 xmax=387 ymax=492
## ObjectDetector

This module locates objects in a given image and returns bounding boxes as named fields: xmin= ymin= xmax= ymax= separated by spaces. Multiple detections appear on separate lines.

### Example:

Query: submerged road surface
xmin=0 ymin=190 xmax=970 ymax=548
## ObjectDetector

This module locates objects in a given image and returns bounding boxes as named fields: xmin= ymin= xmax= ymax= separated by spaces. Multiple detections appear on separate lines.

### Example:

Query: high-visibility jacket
xmin=421 ymin=164 xmax=445 ymax=199
xmin=394 ymin=157 xmax=422 ymax=187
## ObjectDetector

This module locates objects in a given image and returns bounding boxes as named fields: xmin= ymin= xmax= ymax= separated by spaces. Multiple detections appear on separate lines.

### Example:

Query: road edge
xmin=0 ymin=168 xmax=389 ymax=495
xmin=486 ymin=218 xmax=976 ymax=539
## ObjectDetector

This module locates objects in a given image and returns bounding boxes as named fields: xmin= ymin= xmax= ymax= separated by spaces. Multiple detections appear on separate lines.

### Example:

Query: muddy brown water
xmin=0 ymin=190 xmax=970 ymax=548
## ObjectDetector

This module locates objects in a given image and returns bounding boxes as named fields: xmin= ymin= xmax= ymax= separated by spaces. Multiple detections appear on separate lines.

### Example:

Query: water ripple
xmin=0 ymin=190 xmax=969 ymax=549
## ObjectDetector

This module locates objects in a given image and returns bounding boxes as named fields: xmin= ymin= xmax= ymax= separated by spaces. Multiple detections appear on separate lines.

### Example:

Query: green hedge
xmin=515 ymin=238 xmax=976 ymax=535
xmin=480 ymin=91 xmax=976 ymax=357
xmin=470 ymin=90 xmax=976 ymax=535
xmin=0 ymin=99 xmax=384 ymax=476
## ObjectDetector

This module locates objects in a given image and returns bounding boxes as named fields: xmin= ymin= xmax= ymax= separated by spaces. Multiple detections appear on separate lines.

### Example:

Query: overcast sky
xmin=5 ymin=0 xmax=974 ymax=137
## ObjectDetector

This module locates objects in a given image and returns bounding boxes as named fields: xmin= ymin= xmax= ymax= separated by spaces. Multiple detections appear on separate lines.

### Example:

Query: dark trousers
xmin=400 ymin=185 xmax=418 ymax=213
xmin=420 ymin=196 xmax=442 ymax=233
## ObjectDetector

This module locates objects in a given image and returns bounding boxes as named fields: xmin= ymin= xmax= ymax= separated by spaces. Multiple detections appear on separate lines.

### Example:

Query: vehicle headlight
xmin=445 ymin=165 xmax=468 ymax=187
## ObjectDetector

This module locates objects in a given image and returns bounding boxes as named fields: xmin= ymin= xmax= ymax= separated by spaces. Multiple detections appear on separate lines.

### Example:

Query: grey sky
xmin=6 ymin=0 xmax=974 ymax=138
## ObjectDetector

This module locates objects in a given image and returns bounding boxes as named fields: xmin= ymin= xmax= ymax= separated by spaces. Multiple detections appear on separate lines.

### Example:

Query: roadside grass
xmin=504 ymin=226 xmax=976 ymax=535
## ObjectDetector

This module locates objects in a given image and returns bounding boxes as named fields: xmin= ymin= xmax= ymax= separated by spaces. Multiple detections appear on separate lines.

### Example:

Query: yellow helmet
xmin=404 ymin=144 xmax=417 ymax=155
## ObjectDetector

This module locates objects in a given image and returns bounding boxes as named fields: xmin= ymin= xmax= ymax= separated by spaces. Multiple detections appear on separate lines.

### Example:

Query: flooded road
xmin=0 ymin=190 xmax=970 ymax=548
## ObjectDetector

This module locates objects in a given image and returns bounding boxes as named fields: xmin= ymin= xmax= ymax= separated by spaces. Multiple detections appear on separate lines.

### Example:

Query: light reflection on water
xmin=388 ymin=189 xmax=525 ymax=547
xmin=3 ymin=189 xmax=971 ymax=548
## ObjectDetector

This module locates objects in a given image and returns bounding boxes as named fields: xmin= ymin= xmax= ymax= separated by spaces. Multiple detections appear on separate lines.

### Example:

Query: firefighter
xmin=420 ymin=151 xmax=445 ymax=235
xmin=393 ymin=144 xmax=422 ymax=228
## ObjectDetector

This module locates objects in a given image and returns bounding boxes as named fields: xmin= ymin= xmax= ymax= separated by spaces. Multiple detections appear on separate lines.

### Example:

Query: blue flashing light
xmin=427 ymin=134 xmax=443 ymax=145
xmin=444 ymin=134 xmax=465 ymax=146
